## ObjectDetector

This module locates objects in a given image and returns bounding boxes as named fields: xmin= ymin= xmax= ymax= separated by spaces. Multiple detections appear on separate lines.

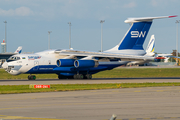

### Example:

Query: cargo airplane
xmin=2 ymin=15 xmax=176 ymax=80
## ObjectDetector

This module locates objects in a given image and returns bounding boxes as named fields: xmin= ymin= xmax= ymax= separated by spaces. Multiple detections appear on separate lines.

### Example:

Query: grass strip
xmin=0 ymin=83 xmax=180 ymax=94
xmin=1 ymin=68 xmax=180 ymax=79
xmin=94 ymin=68 xmax=180 ymax=78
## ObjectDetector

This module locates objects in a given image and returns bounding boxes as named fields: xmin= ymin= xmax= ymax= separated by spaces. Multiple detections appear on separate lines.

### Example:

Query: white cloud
xmin=151 ymin=0 xmax=179 ymax=7
xmin=0 ymin=6 xmax=34 ymax=16
xmin=123 ymin=2 xmax=137 ymax=8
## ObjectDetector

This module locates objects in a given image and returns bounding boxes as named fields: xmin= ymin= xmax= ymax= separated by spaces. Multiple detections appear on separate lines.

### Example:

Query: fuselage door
xmin=33 ymin=61 xmax=39 ymax=70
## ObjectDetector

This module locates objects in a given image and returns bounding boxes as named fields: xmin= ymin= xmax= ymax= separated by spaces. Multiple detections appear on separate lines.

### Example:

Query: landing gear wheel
xmin=83 ymin=74 xmax=92 ymax=79
xmin=78 ymin=74 xmax=83 ymax=79
xmin=74 ymin=74 xmax=83 ymax=79
xmin=32 ymin=75 xmax=36 ymax=80
xmin=28 ymin=75 xmax=36 ymax=80
xmin=86 ymin=74 xmax=92 ymax=79
xmin=73 ymin=74 xmax=78 ymax=79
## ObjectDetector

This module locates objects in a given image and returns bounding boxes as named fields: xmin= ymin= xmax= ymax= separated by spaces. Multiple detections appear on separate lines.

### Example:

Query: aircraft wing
xmin=156 ymin=53 xmax=172 ymax=57
xmin=55 ymin=49 xmax=154 ymax=62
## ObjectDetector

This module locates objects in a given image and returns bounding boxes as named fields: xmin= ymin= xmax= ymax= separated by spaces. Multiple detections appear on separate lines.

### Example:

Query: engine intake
xmin=74 ymin=60 xmax=99 ymax=68
xmin=57 ymin=59 xmax=75 ymax=67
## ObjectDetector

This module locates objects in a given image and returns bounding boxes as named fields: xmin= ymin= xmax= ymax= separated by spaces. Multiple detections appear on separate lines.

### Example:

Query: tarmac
xmin=0 ymin=86 xmax=180 ymax=120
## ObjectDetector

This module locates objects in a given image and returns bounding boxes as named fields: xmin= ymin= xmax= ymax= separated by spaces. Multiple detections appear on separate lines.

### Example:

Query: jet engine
xmin=57 ymin=59 xmax=75 ymax=67
xmin=74 ymin=60 xmax=99 ymax=68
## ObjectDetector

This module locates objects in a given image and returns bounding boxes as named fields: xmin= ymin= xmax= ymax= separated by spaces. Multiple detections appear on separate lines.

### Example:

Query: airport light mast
xmin=175 ymin=20 xmax=180 ymax=65
xmin=4 ymin=21 xmax=7 ymax=52
xmin=68 ymin=22 xmax=71 ymax=49
xmin=48 ymin=31 xmax=52 ymax=49
xmin=100 ymin=20 xmax=105 ymax=52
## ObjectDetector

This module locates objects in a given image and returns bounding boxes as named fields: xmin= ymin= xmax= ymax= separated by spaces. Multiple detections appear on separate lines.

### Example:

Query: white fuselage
xmin=2 ymin=49 xmax=132 ymax=75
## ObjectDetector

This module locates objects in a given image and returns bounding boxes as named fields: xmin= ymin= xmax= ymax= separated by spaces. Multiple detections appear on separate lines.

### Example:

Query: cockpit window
xmin=7 ymin=56 xmax=21 ymax=62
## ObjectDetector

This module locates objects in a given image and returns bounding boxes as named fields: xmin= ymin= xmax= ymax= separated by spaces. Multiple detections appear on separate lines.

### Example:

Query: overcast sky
xmin=0 ymin=0 xmax=179 ymax=53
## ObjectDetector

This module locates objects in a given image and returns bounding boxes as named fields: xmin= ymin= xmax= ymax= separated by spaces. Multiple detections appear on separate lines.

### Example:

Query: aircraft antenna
xmin=68 ymin=22 xmax=72 ymax=49
xmin=100 ymin=20 xmax=105 ymax=52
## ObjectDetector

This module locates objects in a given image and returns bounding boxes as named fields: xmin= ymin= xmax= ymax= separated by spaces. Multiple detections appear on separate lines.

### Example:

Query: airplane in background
xmin=154 ymin=53 xmax=173 ymax=62
xmin=127 ymin=34 xmax=155 ymax=66
xmin=14 ymin=46 xmax=22 ymax=54
xmin=2 ymin=15 xmax=176 ymax=80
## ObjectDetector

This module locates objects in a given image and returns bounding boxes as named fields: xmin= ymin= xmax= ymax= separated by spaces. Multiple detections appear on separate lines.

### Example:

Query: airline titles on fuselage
xmin=28 ymin=56 xmax=41 ymax=60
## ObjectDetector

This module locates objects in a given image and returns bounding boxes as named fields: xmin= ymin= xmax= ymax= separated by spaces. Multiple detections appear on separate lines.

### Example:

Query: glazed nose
xmin=2 ymin=61 xmax=8 ymax=69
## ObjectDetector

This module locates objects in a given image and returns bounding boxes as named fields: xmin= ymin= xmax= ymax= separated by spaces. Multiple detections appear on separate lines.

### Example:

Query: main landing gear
xmin=58 ymin=74 xmax=92 ymax=79
xmin=28 ymin=75 xmax=36 ymax=80
xmin=73 ymin=74 xmax=92 ymax=79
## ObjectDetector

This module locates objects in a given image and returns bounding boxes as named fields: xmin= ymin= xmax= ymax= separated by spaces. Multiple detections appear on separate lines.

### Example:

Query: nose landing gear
xmin=28 ymin=75 xmax=36 ymax=80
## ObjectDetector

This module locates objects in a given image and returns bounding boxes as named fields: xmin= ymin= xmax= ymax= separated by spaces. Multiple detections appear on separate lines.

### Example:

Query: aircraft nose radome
xmin=2 ymin=62 xmax=8 ymax=69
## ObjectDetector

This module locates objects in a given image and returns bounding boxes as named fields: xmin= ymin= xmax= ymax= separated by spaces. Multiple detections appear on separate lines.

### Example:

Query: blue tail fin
xmin=118 ymin=22 xmax=152 ymax=50
xmin=106 ymin=15 xmax=176 ymax=53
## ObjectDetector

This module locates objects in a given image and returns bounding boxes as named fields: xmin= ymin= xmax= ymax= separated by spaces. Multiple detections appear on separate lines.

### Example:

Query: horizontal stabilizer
xmin=125 ymin=15 xmax=177 ymax=23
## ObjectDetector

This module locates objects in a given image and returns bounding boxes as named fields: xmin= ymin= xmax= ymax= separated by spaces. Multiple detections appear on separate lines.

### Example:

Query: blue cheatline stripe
xmin=26 ymin=63 xmax=124 ymax=75
xmin=118 ymin=22 xmax=152 ymax=50
xmin=26 ymin=65 xmax=57 ymax=74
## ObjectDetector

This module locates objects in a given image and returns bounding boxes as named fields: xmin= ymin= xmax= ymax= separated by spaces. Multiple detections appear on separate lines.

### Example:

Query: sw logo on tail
xmin=131 ymin=31 xmax=146 ymax=38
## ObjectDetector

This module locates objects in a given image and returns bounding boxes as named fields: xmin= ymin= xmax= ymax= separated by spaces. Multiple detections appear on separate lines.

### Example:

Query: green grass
xmin=1 ymin=68 xmax=180 ymax=79
xmin=0 ymin=83 xmax=180 ymax=94
xmin=93 ymin=68 xmax=180 ymax=78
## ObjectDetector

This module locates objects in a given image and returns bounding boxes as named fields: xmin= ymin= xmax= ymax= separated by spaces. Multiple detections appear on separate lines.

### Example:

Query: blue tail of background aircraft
xmin=14 ymin=46 xmax=22 ymax=54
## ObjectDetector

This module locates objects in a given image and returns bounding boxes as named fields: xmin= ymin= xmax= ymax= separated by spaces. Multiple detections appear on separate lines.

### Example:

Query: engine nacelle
xmin=74 ymin=60 xmax=99 ymax=68
xmin=57 ymin=59 xmax=75 ymax=67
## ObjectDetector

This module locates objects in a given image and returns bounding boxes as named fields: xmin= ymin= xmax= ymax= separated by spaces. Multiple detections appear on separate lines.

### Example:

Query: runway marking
xmin=0 ymin=114 xmax=68 ymax=120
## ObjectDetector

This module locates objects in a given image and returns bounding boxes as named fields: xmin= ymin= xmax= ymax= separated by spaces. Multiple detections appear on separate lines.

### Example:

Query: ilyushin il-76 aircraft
xmin=2 ymin=15 xmax=176 ymax=80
